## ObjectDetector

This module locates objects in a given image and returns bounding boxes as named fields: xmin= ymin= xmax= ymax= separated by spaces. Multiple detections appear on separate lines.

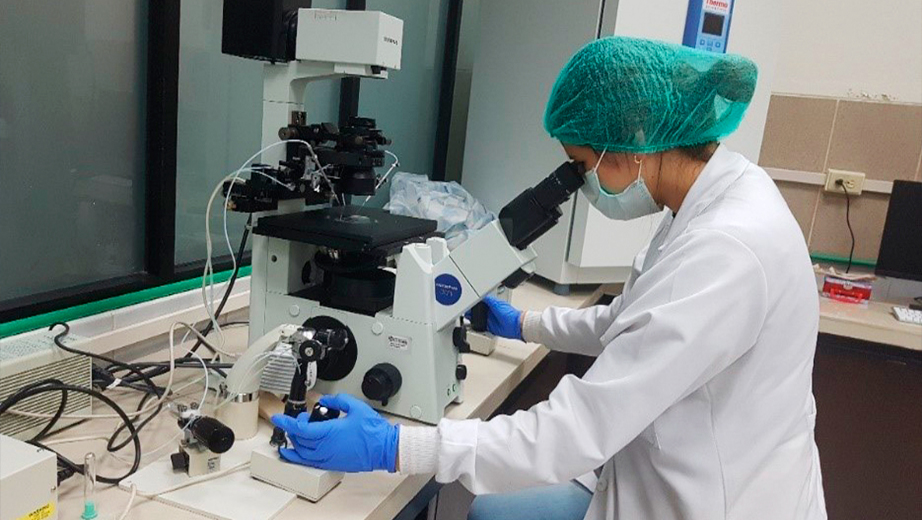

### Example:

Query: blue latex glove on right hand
xmin=477 ymin=296 xmax=524 ymax=340
xmin=271 ymin=394 xmax=399 ymax=473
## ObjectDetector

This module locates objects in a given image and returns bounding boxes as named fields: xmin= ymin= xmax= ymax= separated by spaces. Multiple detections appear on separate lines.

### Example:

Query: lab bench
xmin=45 ymin=281 xmax=596 ymax=520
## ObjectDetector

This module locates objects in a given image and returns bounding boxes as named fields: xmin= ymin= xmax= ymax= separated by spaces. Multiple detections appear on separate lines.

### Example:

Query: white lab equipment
xmin=459 ymin=0 xmax=782 ymax=293
xmin=222 ymin=0 xmax=588 ymax=425
xmin=0 ymin=434 xmax=58 ymax=520
xmin=682 ymin=0 xmax=736 ymax=53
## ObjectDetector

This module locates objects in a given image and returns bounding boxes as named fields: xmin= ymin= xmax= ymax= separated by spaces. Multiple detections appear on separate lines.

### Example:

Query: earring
xmin=633 ymin=154 xmax=643 ymax=164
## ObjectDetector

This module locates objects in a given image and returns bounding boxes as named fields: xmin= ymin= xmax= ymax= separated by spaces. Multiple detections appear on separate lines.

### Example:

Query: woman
xmin=272 ymin=37 xmax=828 ymax=520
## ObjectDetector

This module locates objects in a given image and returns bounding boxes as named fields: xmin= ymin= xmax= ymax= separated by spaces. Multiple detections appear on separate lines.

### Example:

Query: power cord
xmin=0 ymin=379 xmax=142 ymax=484
xmin=836 ymin=179 xmax=856 ymax=273
xmin=121 ymin=213 xmax=252 ymax=385
xmin=0 ymin=204 xmax=253 ymax=490
xmin=50 ymin=322 xmax=163 ymax=399
xmin=49 ymin=322 xmax=172 ymax=455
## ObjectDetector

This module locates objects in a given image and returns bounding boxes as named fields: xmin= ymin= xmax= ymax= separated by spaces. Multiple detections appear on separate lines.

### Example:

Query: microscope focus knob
xmin=362 ymin=363 xmax=402 ymax=406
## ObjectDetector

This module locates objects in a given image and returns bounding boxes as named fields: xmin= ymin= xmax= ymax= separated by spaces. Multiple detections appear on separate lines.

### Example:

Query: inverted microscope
xmin=212 ymin=0 xmax=586 ymax=502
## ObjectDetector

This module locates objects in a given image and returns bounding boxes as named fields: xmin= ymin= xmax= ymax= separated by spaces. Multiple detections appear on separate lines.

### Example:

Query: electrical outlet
xmin=825 ymin=169 xmax=865 ymax=195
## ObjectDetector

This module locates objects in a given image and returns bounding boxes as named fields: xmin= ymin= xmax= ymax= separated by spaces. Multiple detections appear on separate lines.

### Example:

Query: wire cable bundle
xmin=0 ymin=210 xmax=253 ymax=488
xmin=0 ymin=138 xmax=367 ymax=516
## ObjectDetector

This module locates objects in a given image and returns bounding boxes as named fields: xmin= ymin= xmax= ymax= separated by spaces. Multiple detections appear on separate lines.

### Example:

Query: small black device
xmin=280 ymin=117 xmax=392 ymax=196
xmin=221 ymin=0 xmax=311 ymax=62
xmin=271 ymin=327 xmax=349 ymax=447
xmin=309 ymin=403 xmax=340 ymax=422
xmin=185 ymin=416 xmax=236 ymax=455
xmin=223 ymin=118 xmax=395 ymax=211
xmin=875 ymin=180 xmax=922 ymax=282
xmin=171 ymin=408 xmax=235 ymax=476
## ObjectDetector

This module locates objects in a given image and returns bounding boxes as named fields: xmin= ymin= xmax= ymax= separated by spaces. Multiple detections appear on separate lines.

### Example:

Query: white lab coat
xmin=434 ymin=145 xmax=827 ymax=519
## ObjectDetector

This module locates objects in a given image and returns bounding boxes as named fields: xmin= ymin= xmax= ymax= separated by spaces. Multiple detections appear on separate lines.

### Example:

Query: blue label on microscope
xmin=434 ymin=274 xmax=462 ymax=306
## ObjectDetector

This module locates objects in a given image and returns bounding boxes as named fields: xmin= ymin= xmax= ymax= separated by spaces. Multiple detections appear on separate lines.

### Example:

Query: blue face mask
xmin=580 ymin=151 xmax=661 ymax=221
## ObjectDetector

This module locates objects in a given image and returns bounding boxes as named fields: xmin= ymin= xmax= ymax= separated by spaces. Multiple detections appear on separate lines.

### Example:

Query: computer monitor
xmin=875 ymin=180 xmax=922 ymax=282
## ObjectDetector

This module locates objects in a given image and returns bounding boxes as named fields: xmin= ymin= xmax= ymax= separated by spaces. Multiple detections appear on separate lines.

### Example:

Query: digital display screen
xmin=702 ymin=13 xmax=725 ymax=36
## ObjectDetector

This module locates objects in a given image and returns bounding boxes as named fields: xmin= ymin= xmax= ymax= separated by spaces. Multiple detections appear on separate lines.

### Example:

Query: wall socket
xmin=825 ymin=169 xmax=865 ymax=195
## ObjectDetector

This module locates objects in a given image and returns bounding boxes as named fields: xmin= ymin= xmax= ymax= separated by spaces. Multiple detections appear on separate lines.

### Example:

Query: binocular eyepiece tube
xmin=498 ymin=161 xmax=586 ymax=250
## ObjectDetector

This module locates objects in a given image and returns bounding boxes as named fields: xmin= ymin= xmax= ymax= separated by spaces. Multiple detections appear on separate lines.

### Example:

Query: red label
xmin=822 ymin=276 xmax=872 ymax=304
xmin=705 ymin=0 xmax=731 ymax=13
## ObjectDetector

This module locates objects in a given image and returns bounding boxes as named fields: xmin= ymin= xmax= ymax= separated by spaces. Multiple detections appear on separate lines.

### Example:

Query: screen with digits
xmin=702 ymin=13 xmax=724 ymax=36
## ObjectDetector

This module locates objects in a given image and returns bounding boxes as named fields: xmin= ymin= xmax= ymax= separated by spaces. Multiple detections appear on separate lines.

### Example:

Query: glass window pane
xmin=359 ymin=0 xmax=450 ymax=178
xmin=0 ymin=0 xmax=148 ymax=302
xmin=174 ymin=0 xmax=345 ymax=265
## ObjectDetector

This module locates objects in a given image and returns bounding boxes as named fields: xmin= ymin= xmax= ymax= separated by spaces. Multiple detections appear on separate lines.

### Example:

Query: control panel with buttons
xmin=682 ymin=0 xmax=735 ymax=54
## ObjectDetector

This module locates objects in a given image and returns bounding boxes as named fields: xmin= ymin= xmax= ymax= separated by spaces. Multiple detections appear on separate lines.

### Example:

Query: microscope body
xmin=219 ymin=2 xmax=584 ymax=427
xmin=249 ymin=219 xmax=538 ymax=424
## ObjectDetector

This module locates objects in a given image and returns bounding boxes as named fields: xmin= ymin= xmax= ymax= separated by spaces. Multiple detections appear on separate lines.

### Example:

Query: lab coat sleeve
xmin=521 ymin=299 xmax=620 ymax=357
xmin=433 ymin=230 xmax=769 ymax=494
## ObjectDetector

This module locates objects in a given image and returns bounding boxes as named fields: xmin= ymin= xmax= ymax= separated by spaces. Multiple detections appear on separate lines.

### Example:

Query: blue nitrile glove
xmin=471 ymin=295 xmax=523 ymax=340
xmin=270 ymin=394 xmax=399 ymax=473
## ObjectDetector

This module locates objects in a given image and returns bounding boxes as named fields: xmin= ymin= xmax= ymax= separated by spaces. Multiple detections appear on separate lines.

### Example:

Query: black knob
xmin=362 ymin=363 xmax=402 ymax=406
xmin=270 ymin=427 xmax=287 ymax=447
xmin=309 ymin=403 xmax=341 ymax=422
xmin=171 ymin=451 xmax=189 ymax=472
xmin=456 ymin=364 xmax=468 ymax=381
xmin=453 ymin=326 xmax=470 ymax=353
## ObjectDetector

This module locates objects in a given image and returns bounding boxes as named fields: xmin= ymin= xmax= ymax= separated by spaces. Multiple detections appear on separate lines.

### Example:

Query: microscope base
xmin=250 ymin=446 xmax=344 ymax=502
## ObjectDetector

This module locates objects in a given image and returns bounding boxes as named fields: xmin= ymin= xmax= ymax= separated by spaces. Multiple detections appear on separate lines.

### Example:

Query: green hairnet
xmin=544 ymin=36 xmax=758 ymax=154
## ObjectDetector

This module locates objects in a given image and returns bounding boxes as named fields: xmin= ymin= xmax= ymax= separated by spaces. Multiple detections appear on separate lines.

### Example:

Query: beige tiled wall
xmin=760 ymin=94 xmax=922 ymax=262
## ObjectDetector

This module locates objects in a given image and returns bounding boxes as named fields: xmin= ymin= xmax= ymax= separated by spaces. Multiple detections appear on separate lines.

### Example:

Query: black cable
xmin=122 ymin=214 xmax=252 ymax=384
xmin=16 ymin=379 xmax=69 ymax=442
xmin=50 ymin=322 xmax=162 ymax=399
xmin=838 ymin=181 xmax=856 ymax=273
xmin=222 ymin=321 xmax=250 ymax=328
xmin=49 ymin=214 xmax=252 ymax=463
xmin=17 ymin=380 xmax=79 ymax=484
xmin=111 ymin=360 xmax=234 ymax=370
xmin=108 ymin=360 xmax=229 ymax=384
xmin=93 ymin=368 xmax=161 ymax=394
xmin=49 ymin=322 xmax=174 ymax=458
xmin=107 ymin=393 xmax=162 ymax=452
xmin=0 ymin=381 xmax=141 ymax=484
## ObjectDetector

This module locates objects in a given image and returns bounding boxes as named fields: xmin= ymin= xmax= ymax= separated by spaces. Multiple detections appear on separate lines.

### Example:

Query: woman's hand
xmin=479 ymin=296 xmax=524 ymax=340
xmin=271 ymin=394 xmax=399 ymax=473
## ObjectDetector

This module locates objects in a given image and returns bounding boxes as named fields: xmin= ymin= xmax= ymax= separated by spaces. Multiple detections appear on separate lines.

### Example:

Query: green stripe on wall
xmin=0 ymin=267 xmax=251 ymax=340
xmin=0 ymin=253 xmax=875 ymax=339
xmin=810 ymin=253 xmax=876 ymax=268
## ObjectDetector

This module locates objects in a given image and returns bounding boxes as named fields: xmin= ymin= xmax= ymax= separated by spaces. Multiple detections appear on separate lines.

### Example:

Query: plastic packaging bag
xmin=386 ymin=172 xmax=496 ymax=249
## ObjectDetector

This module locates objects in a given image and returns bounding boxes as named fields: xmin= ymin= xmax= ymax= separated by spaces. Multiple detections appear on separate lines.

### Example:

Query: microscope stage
xmin=253 ymin=206 xmax=438 ymax=252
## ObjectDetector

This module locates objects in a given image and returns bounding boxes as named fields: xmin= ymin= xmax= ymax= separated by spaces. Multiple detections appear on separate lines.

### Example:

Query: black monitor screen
xmin=876 ymin=180 xmax=922 ymax=281
xmin=702 ymin=13 xmax=725 ymax=36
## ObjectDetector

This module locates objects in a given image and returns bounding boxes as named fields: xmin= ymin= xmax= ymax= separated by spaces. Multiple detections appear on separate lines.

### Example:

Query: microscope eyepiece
xmin=498 ymin=161 xmax=585 ymax=250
